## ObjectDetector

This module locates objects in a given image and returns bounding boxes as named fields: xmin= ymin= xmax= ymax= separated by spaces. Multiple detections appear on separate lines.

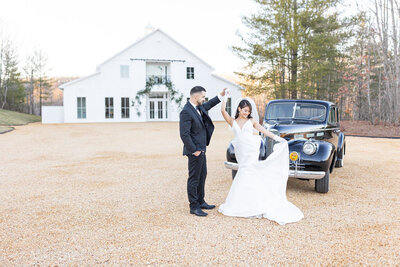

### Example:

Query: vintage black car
xmin=224 ymin=99 xmax=345 ymax=193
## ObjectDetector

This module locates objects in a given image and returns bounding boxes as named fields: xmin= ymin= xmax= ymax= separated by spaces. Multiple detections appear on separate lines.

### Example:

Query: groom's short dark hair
xmin=190 ymin=86 xmax=206 ymax=95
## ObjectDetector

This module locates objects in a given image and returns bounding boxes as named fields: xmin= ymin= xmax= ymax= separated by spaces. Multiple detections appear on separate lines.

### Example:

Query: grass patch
xmin=0 ymin=109 xmax=41 ymax=126
xmin=0 ymin=126 xmax=14 ymax=134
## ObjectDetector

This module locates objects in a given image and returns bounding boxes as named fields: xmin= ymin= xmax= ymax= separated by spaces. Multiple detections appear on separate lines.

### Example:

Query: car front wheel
xmin=315 ymin=171 xmax=329 ymax=193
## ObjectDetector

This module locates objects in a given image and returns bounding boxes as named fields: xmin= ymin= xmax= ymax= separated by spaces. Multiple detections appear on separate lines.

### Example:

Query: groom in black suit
xmin=179 ymin=86 xmax=227 ymax=216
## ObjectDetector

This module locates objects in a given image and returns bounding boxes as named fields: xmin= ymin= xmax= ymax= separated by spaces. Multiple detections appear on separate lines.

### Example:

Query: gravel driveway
xmin=0 ymin=122 xmax=399 ymax=265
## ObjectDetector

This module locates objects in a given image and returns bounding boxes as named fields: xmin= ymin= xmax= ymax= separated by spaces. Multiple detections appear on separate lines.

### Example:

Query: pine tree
xmin=0 ymin=39 xmax=23 ymax=110
xmin=233 ymin=0 xmax=354 ymax=100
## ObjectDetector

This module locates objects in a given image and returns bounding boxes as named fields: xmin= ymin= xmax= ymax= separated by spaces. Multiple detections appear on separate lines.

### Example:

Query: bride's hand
xmin=273 ymin=135 xmax=286 ymax=143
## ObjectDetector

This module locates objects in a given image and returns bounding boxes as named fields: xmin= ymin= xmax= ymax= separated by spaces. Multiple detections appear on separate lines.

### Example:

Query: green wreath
xmin=132 ymin=76 xmax=184 ymax=117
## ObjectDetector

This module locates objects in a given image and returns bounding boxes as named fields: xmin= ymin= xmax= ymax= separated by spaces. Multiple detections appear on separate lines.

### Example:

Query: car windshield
xmin=265 ymin=102 xmax=326 ymax=122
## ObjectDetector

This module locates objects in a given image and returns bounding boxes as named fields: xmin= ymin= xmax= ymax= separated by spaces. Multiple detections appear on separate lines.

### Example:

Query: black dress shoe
xmin=200 ymin=202 xmax=216 ymax=209
xmin=190 ymin=208 xmax=208 ymax=216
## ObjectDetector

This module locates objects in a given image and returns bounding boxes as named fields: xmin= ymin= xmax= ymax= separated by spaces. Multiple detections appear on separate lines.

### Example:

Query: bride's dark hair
xmin=235 ymin=99 xmax=253 ymax=119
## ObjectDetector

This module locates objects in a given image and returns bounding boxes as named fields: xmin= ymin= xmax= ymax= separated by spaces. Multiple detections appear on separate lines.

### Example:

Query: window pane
xmin=158 ymin=101 xmax=163 ymax=118
xmin=77 ymin=97 xmax=86 ymax=119
xmin=186 ymin=67 xmax=194 ymax=79
xmin=120 ymin=65 xmax=129 ymax=78
xmin=105 ymin=97 xmax=114 ymax=118
xmin=121 ymin=97 xmax=129 ymax=118
xmin=226 ymin=98 xmax=231 ymax=116
xmin=150 ymin=101 xmax=154 ymax=119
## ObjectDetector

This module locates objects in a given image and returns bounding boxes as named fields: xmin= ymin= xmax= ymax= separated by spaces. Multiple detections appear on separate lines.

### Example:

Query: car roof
xmin=267 ymin=99 xmax=336 ymax=107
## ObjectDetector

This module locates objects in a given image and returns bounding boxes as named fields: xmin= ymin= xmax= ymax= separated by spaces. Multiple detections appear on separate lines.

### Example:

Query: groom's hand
xmin=193 ymin=151 xmax=202 ymax=156
xmin=220 ymin=88 xmax=228 ymax=96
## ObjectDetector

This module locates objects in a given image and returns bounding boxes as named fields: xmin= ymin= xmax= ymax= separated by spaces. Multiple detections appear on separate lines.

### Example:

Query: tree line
xmin=0 ymin=33 xmax=56 ymax=116
xmin=235 ymin=0 xmax=400 ymax=124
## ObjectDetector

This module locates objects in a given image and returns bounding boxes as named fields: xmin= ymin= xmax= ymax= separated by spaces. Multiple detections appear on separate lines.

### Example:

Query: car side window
xmin=328 ymin=108 xmax=337 ymax=124
xmin=336 ymin=107 xmax=339 ymax=122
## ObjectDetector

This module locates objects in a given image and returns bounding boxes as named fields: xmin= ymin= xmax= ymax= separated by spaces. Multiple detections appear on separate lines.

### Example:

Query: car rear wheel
xmin=232 ymin=170 xmax=237 ymax=180
xmin=315 ymin=171 xmax=329 ymax=193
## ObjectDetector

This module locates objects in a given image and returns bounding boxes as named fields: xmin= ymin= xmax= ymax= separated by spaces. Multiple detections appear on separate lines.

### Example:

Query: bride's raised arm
xmin=221 ymin=97 xmax=233 ymax=127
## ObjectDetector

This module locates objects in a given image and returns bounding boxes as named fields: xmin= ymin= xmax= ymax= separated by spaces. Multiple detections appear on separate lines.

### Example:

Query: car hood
xmin=266 ymin=123 xmax=326 ymax=134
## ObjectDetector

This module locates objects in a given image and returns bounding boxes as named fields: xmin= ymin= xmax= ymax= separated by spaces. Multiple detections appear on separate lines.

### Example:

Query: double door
xmin=148 ymin=93 xmax=168 ymax=121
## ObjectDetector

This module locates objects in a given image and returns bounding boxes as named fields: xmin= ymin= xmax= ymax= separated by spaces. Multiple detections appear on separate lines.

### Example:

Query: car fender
xmin=337 ymin=132 xmax=345 ymax=159
xmin=316 ymin=141 xmax=336 ymax=162
xmin=288 ymin=139 xmax=335 ymax=173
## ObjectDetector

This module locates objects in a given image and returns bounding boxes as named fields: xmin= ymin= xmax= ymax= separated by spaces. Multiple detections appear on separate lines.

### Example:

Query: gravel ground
xmin=0 ymin=122 xmax=399 ymax=265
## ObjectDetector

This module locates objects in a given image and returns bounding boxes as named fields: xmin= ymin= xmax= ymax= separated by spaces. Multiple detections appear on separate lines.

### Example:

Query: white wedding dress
xmin=218 ymin=120 xmax=304 ymax=225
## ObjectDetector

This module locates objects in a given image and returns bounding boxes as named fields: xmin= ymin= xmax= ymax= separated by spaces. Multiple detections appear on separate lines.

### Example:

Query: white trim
xmin=59 ymin=72 xmax=101 ymax=89
xmin=211 ymin=73 xmax=245 ymax=90
xmin=97 ymin=28 xmax=215 ymax=70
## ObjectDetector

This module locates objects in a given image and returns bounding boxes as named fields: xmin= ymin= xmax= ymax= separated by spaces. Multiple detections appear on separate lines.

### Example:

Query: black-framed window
xmin=121 ymin=97 xmax=130 ymax=118
xmin=77 ymin=97 xmax=86 ymax=119
xmin=186 ymin=67 xmax=194 ymax=79
xmin=105 ymin=97 xmax=114 ymax=119
xmin=120 ymin=65 xmax=129 ymax=78
xmin=226 ymin=97 xmax=232 ymax=116
xmin=150 ymin=101 xmax=155 ymax=119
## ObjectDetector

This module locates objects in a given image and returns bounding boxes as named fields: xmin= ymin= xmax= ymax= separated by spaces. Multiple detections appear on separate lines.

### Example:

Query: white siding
xmin=60 ymin=29 xmax=243 ymax=123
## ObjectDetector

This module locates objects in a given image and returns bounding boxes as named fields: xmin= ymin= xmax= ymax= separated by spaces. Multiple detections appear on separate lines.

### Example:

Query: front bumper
xmin=224 ymin=161 xmax=326 ymax=180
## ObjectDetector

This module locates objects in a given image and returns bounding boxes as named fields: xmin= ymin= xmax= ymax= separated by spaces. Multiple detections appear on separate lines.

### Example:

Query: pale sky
xmin=0 ymin=0 xmax=258 ymax=77
xmin=0 ymin=0 xmax=359 ymax=78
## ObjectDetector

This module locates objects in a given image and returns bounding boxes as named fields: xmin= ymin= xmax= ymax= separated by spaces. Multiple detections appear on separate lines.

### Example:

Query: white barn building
xmin=43 ymin=29 xmax=243 ymax=123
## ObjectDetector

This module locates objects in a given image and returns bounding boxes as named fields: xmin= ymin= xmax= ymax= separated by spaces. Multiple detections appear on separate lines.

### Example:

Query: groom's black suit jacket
xmin=179 ymin=96 xmax=221 ymax=156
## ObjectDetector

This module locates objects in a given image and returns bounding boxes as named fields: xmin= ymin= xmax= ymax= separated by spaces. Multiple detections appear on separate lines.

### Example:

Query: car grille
xmin=290 ymin=161 xmax=306 ymax=170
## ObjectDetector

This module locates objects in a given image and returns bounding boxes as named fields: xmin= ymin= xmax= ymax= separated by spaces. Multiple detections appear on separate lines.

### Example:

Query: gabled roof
xmin=60 ymin=28 xmax=244 ymax=90
xmin=97 ymin=28 xmax=214 ymax=70
xmin=59 ymin=72 xmax=101 ymax=90
xmin=211 ymin=73 xmax=245 ymax=90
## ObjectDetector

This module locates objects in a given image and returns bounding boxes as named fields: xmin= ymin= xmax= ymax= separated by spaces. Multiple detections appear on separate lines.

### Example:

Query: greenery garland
xmin=132 ymin=76 xmax=184 ymax=117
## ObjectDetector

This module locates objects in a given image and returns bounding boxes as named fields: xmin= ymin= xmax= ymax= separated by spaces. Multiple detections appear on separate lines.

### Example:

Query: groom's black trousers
xmin=187 ymin=151 xmax=207 ymax=210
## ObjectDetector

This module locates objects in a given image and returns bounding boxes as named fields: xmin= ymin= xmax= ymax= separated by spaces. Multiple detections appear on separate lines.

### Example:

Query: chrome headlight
xmin=303 ymin=141 xmax=317 ymax=155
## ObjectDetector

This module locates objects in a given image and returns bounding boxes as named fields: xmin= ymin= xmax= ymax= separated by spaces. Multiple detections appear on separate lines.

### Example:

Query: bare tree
xmin=23 ymin=49 xmax=51 ymax=115
xmin=23 ymin=56 xmax=36 ymax=114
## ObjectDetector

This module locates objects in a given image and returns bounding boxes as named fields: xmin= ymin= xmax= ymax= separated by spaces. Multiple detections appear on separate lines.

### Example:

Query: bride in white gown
xmin=218 ymin=96 xmax=304 ymax=225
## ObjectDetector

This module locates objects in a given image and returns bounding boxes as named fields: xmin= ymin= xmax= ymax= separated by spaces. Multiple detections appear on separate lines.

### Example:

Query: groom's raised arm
xmin=203 ymin=88 xmax=227 ymax=111
xmin=203 ymin=95 xmax=222 ymax=111
xmin=179 ymin=110 xmax=197 ymax=154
